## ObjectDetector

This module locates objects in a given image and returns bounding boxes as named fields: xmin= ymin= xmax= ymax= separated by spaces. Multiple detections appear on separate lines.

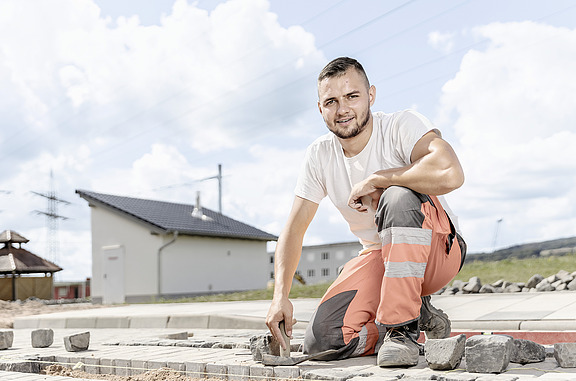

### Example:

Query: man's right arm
xmin=266 ymin=196 xmax=319 ymax=348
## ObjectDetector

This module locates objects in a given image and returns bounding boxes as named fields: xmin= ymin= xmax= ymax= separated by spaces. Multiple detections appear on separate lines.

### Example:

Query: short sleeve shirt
xmin=295 ymin=110 xmax=459 ymax=251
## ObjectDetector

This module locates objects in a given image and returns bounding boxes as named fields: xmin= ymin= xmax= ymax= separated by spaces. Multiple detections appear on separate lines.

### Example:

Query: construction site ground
xmin=2 ymin=292 xmax=576 ymax=380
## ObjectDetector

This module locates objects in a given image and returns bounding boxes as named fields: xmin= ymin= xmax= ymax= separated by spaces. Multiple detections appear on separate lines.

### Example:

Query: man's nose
xmin=337 ymin=101 xmax=351 ymax=114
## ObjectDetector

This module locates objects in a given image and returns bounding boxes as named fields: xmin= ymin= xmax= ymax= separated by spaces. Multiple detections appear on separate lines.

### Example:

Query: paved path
xmin=2 ymin=292 xmax=576 ymax=380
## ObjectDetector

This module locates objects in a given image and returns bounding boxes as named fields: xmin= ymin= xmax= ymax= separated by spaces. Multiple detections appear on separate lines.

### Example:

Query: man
xmin=265 ymin=57 xmax=466 ymax=367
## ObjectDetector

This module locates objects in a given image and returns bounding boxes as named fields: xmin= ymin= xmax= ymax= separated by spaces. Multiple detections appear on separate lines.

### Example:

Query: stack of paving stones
xmin=440 ymin=269 xmax=576 ymax=295
xmin=2 ymin=329 xmax=576 ymax=380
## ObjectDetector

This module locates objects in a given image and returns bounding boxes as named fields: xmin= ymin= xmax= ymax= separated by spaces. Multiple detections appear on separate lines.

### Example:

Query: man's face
xmin=317 ymin=69 xmax=375 ymax=140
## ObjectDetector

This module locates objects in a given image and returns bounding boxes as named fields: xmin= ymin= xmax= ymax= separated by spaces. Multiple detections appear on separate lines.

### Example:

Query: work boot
xmin=419 ymin=295 xmax=451 ymax=339
xmin=377 ymin=322 xmax=421 ymax=367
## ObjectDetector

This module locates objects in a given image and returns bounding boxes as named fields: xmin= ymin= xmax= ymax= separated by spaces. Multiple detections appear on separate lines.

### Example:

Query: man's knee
xmin=375 ymin=186 xmax=426 ymax=231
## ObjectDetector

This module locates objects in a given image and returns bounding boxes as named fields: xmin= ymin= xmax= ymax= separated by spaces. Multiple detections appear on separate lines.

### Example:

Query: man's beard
xmin=328 ymin=107 xmax=371 ymax=140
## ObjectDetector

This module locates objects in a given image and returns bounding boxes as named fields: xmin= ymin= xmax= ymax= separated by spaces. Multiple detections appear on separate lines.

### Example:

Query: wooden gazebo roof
xmin=0 ymin=230 xmax=62 ymax=274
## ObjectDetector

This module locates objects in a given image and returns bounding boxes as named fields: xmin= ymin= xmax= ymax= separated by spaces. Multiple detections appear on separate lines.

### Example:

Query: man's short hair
xmin=317 ymin=57 xmax=370 ymax=89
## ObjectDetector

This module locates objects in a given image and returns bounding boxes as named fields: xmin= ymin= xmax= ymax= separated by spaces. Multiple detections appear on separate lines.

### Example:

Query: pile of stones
xmin=426 ymin=333 xmax=576 ymax=373
xmin=440 ymin=269 xmax=576 ymax=295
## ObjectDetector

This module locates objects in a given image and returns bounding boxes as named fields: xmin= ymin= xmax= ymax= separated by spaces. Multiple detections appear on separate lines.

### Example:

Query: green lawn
xmin=161 ymin=254 xmax=576 ymax=303
xmin=452 ymin=253 xmax=576 ymax=285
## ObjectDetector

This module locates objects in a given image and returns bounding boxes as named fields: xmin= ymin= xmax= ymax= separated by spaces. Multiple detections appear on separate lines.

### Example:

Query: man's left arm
xmin=348 ymin=130 xmax=464 ymax=212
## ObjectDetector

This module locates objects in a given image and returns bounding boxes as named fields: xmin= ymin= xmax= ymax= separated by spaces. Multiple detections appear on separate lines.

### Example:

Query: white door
xmin=102 ymin=245 xmax=125 ymax=304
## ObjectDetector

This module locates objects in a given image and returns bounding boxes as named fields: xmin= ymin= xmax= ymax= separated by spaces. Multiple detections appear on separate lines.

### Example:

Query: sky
xmin=1 ymin=0 xmax=575 ymax=282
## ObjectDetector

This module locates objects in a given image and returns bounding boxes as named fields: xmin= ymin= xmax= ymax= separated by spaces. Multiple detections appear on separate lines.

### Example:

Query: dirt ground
xmin=43 ymin=364 xmax=202 ymax=380
xmin=0 ymin=299 xmax=106 ymax=328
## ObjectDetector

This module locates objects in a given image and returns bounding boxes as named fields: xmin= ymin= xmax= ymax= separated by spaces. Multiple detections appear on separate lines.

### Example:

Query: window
xmin=321 ymin=252 xmax=330 ymax=260
xmin=270 ymin=272 xmax=275 ymax=279
xmin=269 ymin=256 xmax=274 ymax=264
xmin=307 ymin=269 xmax=315 ymax=277
xmin=322 ymin=268 xmax=330 ymax=277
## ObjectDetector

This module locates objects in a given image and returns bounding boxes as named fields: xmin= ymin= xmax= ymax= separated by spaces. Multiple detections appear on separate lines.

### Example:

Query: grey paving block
xmin=511 ymin=338 xmax=546 ymax=364
xmin=555 ymin=343 xmax=576 ymax=368
xmin=99 ymin=358 xmax=115 ymax=375
xmin=160 ymin=331 xmax=189 ymax=340
xmin=31 ymin=328 xmax=54 ymax=348
xmin=114 ymin=358 xmax=131 ymax=376
xmin=228 ymin=363 xmax=251 ymax=381
xmin=206 ymin=362 xmax=228 ymax=380
xmin=273 ymin=365 xmax=301 ymax=379
xmin=185 ymin=361 xmax=206 ymax=379
xmin=425 ymin=334 xmax=466 ymax=370
xmin=0 ymin=330 xmax=14 ymax=350
xmin=167 ymin=361 xmax=186 ymax=375
xmin=130 ymin=359 xmax=148 ymax=376
xmin=63 ymin=332 xmax=90 ymax=352
xmin=250 ymin=363 xmax=274 ymax=381
xmin=465 ymin=334 xmax=513 ymax=373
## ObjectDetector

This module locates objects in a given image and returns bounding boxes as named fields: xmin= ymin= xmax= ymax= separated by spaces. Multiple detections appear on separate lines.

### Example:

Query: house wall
xmin=90 ymin=206 xmax=163 ymax=303
xmin=268 ymin=241 xmax=363 ymax=285
xmin=90 ymin=206 xmax=269 ymax=303
xmin=160 ymin=236 xmax=268 ymax=296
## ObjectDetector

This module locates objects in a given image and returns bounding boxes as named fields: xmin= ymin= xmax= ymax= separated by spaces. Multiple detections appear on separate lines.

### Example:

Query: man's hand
xmin=348 ymin=176 xmax=383 ymax=213
xmin=266 ymin=296 xmax=296 ymax=350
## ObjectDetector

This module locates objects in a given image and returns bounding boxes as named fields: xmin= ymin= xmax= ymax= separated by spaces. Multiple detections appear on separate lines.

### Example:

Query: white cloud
xmin=428 ymin=31 xmax=456 ymax=54
xmin=0 ymin=0 xmax=326 ymax=281
xmin=439 ymin=21 xmax=576 ymax=251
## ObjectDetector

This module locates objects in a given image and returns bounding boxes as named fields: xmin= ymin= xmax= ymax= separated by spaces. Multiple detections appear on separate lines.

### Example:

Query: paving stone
xmin=0 ymin=330 xmax=14 ymax=350
xmin=160 ymin=331 xmax=189 ymax=340
xmin=249 ymin=333 xmax=280 ymax=361
xmin=0 ymin=356 xmax=41 ymax=374
xmin=228 ymin=363 xmax=251 ymax=381
xmin=511 ymin=339 xmax=546 ymax=364
xmin=425 ymin=334 xmax=466 ymax=370
xmin=99 ymin=358 xmax=115 ymax=375
xmin=206 ymin=362 xmax=228 ymax=380
xmin=302 ymin=367 xmax=374 ymax=381
xmin=131 ymin=359 xmax=148 ymax=376
xmin=185 ymin=361 xmax=207 ymax=379
xmin=555 ymin=343 xmax=576 ymax=368
xmin=273 ymin=365 xmax=301 ymax=379
xmin=250 ymin=363 xmax=274 ymax=381
xmin=31 ymin=328 xmax=54 ymax=348
xmin=465 ymin=334 xmax=513 ymax=373
xmin=63 ymin=331 xmax=90 ymax=352
xmin=436 ymin=373 xmax=478 ymax=381
xmin=114 ymin=359 xmax=132 ymax=376
xmin=167 ymin=361 xmax=186 ymax=375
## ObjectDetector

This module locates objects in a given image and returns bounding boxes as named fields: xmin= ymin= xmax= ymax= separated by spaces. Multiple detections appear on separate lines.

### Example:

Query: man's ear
xmin=317 ymin=101 xmax=322 ymax=114
xmin=369 ymin=85 xmax=376 ymax=106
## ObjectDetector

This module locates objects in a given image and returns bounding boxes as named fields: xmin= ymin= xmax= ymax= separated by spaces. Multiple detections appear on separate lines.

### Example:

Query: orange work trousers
xmin=303 ymin=186 xmax=464 ymax=360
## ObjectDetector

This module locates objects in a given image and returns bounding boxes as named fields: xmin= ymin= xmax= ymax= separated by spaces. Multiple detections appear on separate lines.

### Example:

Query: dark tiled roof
xmin=0 ymin=246 xmax=62 ymax=274
xmin=76 ymin=190 xmax=277 ymax=242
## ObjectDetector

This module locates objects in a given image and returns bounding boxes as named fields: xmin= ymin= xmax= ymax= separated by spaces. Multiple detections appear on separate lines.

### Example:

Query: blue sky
xmin=1 ymin=0 xmax=575 ymax=281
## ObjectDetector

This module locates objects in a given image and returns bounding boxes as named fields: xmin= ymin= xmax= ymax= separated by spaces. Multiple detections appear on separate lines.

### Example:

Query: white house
xmin=268 ymin=241 xmax=363 ymax=286
xmin=77 ymin=190 xmax=277 ymax=304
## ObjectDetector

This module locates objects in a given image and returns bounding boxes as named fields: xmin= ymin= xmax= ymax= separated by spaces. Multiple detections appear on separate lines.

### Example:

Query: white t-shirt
xmin=295 ymin=109 xmax=460 ymax=252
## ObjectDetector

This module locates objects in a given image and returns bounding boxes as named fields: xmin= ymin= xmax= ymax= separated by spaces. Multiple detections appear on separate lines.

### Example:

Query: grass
xmin=158 ymin=282 xmax=332 ymax=303
xmin=159 ymin=253 xmax=576 ymax=303
xmin=452 ymin=253 xmax=576 ymax=285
